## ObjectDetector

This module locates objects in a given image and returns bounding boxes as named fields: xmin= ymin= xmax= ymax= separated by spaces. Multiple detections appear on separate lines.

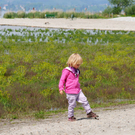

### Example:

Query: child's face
xmin=74 ymin=63 xmax=81 ymax=69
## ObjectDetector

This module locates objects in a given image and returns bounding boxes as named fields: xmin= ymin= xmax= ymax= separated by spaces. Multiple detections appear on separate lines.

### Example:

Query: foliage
xmin=34 ymin=111 xmax=45 ymax=119
xmin=108 ymin=0 xmax=134 ymax=9
xmin=3 ymin=11 xmax=105 ymax=19
xmin=102 ymin=6 xmax=113 ymax=16
xmin=108 ymin=0 xmax=134 ymax=14
xmin=3 ymin=12 xmax=17 ymax=18
xmin=17 ymin=11 xmax=26 ymax=18
xmin=0 ymin=28 xmax=135 ymax=118
xmin=125 ymin=4 xmax=135 ymax=15
xmin=112 ymin=6 xmax=122 ymax=14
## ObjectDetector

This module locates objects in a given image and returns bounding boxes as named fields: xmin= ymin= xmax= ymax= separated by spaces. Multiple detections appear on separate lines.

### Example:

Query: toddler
xmin=59 ymin=53 xmax=99 ymax=121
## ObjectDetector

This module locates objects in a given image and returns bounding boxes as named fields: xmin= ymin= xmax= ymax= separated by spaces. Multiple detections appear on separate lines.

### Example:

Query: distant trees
xmin=108 ymin=0 xmax=133 ymax=8
xmin=108 ymin=0 xmax=134 ymax=13
xmin=125 ymin=4 xmax=135 ymax=15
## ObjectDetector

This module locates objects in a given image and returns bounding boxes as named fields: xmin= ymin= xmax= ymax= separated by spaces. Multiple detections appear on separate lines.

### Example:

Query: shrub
xmin=112 ymin=7 xmax=122 ymax=14
xmin=17 ymin=11 xmax=26 ymax=18
xmin=3 ymin=12 xmax=17 ymax=18
xmin=102 ymin=6 xmax=113 ymax=16
xmin=125 ymin=5 xmax=135 ymax=15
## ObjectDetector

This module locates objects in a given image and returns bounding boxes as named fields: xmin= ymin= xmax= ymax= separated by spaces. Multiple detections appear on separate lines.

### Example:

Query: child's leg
xmin=77 ymin=90 xmax=92 ymax=114
xmin=66 ymin=94 xmax=77 ymax=118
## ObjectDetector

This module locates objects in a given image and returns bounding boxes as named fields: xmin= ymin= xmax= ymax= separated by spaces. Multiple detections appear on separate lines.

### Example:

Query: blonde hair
xmin=67 ymin=53 xmax=83 ymax=67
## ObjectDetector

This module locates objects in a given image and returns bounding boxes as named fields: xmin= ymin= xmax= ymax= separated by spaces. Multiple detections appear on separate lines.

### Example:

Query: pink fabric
xmin=59 ymin=68 xmax=81 ymax=94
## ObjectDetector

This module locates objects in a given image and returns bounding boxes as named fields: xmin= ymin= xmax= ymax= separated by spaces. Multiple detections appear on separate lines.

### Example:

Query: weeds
xmin=3 ymin=11 xmax=104 ymax=19
xmin=34 ymin=111 xmax=45 ymax=119
xmin=0 ymin=28 xmax=135 ymax=119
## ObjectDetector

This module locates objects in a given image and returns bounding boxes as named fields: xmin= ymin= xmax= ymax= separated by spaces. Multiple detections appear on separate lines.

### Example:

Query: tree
xmin=108 ymin=0 xmax=134 ymax=9
xmin=108 ymin=0 xmax=134 ymax=14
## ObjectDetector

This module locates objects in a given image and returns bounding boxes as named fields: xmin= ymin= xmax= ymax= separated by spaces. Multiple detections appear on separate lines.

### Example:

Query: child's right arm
xmin=59 ymin=69 xmax=69 ymax=94
xmin=59 ymin=90 xmax=64 ymax=95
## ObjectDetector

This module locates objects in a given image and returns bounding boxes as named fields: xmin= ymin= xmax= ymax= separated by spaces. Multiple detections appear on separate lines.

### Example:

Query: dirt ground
xmin=0 ymin=104 xmax=135 ymax=135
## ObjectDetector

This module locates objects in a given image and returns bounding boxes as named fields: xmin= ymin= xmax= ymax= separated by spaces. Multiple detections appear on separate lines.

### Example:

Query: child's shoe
xmin=68 ymin=116 xmax=76 ymax=121
xmin=87 ymin=111 xmax=99 ymax=118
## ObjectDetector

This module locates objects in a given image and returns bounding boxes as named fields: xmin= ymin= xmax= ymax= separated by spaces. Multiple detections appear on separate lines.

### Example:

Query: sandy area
xmin=0 ymin=104 xmax=135 ymax=135
xmin=0 ymin=17 xmax=135 ymax=31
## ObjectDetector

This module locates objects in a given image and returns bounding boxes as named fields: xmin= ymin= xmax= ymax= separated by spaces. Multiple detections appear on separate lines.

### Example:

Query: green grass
xmin=5 ymin=100 xmax=135 ymax=120
xmin=0 ymin=28 xmax=135 ymax=119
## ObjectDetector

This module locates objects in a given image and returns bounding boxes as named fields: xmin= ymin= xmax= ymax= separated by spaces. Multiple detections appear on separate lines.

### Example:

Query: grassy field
xmin=0 ymin=28 xmax=135 ymax=119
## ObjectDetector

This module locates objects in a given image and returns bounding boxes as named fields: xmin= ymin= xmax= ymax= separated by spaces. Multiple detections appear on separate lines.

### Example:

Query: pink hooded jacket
xmin=59 ymin=67 xmax=81 ymax=94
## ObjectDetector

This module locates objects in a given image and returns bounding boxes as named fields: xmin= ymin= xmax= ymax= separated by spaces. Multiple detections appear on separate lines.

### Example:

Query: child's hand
xmin=59 ymin=90 xmax=64 ymax=95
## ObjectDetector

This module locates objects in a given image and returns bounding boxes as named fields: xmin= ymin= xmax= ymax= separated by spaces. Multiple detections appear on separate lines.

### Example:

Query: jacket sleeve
xmin=59 ymin=69 xmax=69 ymax=91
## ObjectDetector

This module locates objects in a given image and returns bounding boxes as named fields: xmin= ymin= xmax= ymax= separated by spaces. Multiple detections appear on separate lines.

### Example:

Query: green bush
xmin=17 ymin=11 xmax=26 ymax=18
xmin=3 ymin=12 xmax=17 ymax=18
xmin=102 ymin=7 xmax=113 ymax=16
xmin=125 ymin=5 xmax=135 ymax=15
xmin=112 ymin=7 xmax=122 ymax=14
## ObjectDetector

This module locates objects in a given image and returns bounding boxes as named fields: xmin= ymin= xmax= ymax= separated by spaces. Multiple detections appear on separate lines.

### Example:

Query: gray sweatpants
xmin=66 ymin=90 xmax=92 ymax=118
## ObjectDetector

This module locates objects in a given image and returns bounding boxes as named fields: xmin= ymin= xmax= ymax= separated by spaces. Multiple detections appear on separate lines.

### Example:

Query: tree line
xmin=106 ymin=0 xmax=135 ymax=15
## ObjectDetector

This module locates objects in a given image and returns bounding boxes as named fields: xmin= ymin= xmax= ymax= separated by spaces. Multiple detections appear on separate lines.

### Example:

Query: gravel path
xmin=109 ymin=16 xmax=135 ymax=22
xmin=0 ymin=17 xmax=135 ymax=31
xmin=0 ymin=104 xmax=135 ymax=135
